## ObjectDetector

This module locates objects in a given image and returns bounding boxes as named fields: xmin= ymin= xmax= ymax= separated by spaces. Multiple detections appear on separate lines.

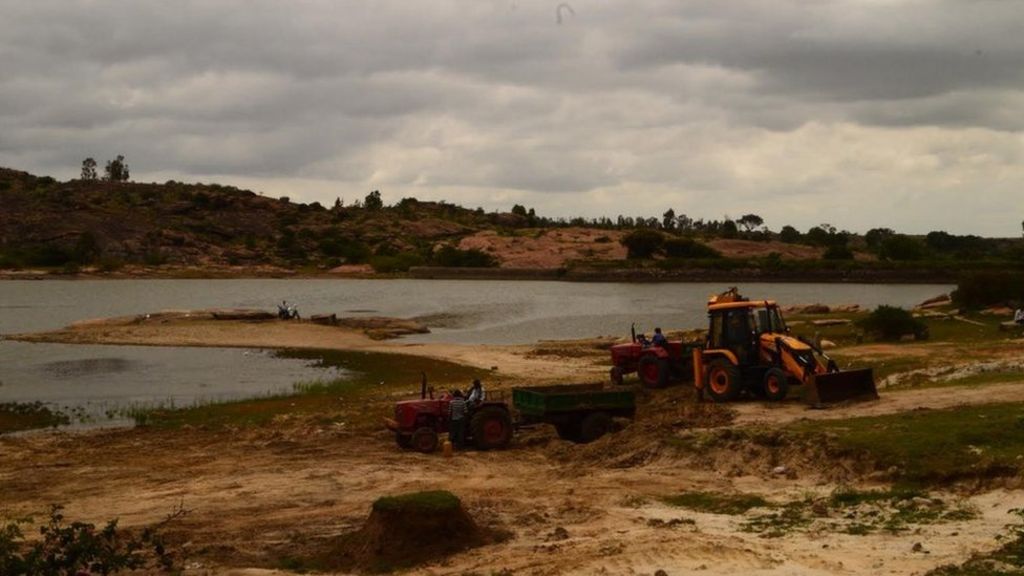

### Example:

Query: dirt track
xmin=5 ymin=317 xmax=1024 ymax=574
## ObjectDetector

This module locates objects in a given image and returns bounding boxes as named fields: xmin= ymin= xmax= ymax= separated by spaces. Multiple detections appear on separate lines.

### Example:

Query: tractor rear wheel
xmin=705 ymin=359 xmax=742 ymax=402
xmin=610 ymin=366 xmax=625 ymax=386
xmin=638 ymin=355 xmax=669 ymax=388
xmin=762 ymin=368 xmax=790 ymax=402
xmin=411 ymin=427 xmax=439 ymax=453
xmin=471 ymin=407 xmax=513 ymax=450
xmin=578 ymin=412 xmax=613 ymax=443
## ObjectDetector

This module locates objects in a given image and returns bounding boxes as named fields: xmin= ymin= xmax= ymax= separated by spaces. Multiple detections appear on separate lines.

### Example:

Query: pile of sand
xmin=323 ymin=491 xmax=500 ymax=573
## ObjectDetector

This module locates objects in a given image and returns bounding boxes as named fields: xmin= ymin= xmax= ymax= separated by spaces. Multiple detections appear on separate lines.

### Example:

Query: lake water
xmin=0 ymin=279 xmax=951 ymax=425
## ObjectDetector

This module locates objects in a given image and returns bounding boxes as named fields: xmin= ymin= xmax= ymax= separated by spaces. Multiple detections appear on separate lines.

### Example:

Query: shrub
xmin=952 ymin=271 xmax=1024 ymax=309
xmin=620 ymin=229 xmax=664 ymax=259
xmin=432 ymin=246 xmax=497 ymax=268
xmin=857 ymin=305 xmax=928 ymax=341
xmin=370 ymin=253 xmax=425 ymax=273
xmin=0 ymin=504 xmax=179 ymax=574
xmin=663 ymin=237 xmax=720 ymax=259
xmin=779 ymin=225 xmax=801 ymax=243
xmin=822 ymin=245 xmax=854 ymax=260
xmin=880 ymin=235 xmax=925 ymax=261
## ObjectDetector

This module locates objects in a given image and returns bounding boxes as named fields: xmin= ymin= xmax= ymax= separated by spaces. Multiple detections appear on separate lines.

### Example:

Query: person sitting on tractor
xmin=467 ymin=379 xmax=486 ymax=406
xmin=652 ymin=327 xmax=668 ymax=348
xmin=449 ymin=390 xmax=467 ymax=449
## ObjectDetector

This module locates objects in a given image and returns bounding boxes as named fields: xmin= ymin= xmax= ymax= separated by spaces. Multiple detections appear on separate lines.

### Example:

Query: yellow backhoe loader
xmin=692 ymin=288 xmax=878 ymax=405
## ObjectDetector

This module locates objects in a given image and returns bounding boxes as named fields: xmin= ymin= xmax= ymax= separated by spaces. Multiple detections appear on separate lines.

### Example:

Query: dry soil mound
xmin=323 ymin=490 xmax=496 ymax=573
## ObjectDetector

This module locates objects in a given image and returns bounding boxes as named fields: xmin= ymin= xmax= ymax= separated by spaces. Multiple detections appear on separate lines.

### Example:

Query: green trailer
xmin=512 ymin=383 xmax=636 ymax=443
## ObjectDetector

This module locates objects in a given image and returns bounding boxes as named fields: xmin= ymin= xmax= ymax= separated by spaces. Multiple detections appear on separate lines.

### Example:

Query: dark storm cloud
xmin=1 ymin=0 xmax=1022 ymax=234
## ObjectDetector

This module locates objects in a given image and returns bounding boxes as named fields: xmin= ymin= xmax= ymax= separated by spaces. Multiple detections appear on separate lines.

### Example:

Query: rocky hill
xmin=0 ymin=167 xmax=516 ymax=273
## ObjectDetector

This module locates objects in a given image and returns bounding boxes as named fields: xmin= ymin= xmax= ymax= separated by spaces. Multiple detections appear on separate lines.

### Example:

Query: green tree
xmin=620 ymin=229 xmax=664 ymax=259
xmin=662 ymin=208 xmax=676 ymax=231
xmin=721 ymin=219 xmax=738 ymax=239
xmin=103 ymin=155 xmax=130 ymax=182
xmin=364 ymin=190 xmax=383 ymax=210
xmin=779 ymin=225 xmax=801 ymax=243
xmin=511 ymin=204 xmax=528 ymax=217
xmin=80 ymin=157 xmax=97 ymax=180
xmin=737 ymin=213 xmax=764 ymax=233
xmin=880 ymin=234 xmax=925 ymax=261
xmin=865 ymin=227 xmax=895 ymax=250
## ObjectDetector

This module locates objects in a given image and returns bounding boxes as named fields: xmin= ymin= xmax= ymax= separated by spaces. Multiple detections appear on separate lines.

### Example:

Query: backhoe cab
xmin=693 ymin=289 xmax=878 ymax=405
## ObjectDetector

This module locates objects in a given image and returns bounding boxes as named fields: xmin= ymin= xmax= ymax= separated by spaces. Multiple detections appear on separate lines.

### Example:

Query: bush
xmin=880 ymin=235 xmax=925 ymax=261
xmin=0 ymin=504 xmax=179 ymax=575
xmin=822 ymin=245 xmax=854 ymax=260
xmin=663 ymin=237 xmax=720 ymax=259
xmin=432 ymin=246 xmax=497 ymax=268
xmin=857 ymin=305 xmax=928 ymax=341
xmin=952 ymin=271 xmax=1024 ymax=309
xmin=620 ymin=229 xmax=664 ymax=259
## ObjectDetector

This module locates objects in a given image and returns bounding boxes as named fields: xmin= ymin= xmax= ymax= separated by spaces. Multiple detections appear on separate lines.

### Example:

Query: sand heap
xmin=324 ymin=490 xmax=497 ymax=573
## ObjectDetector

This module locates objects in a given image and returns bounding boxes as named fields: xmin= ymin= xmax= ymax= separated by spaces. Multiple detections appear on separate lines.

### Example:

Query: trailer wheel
xmin=471 ymin=407 xmax=513 ymax=450
xmin=762 ymin=368 xmax=790 ymax=402
xmin=705 ymin=360 xmax=742 ymax=402
xmin=638 ymin=355 xmax=669 ymax=388
xmin=578 ymin=412 xmax=612 ymax=443
xmin=610 ymin=366 xmax=625 ymax=386
xmin=555 ymin=420 xmax=580 ymax=442
xmin=395 ymin=433 xmax=412 ymax=449
xmin=411 ymin=427 xmax=439 ymax=453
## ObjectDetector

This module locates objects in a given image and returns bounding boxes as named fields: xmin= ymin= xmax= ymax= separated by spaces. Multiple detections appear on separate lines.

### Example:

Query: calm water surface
xmin=0 ymin=279 xmax=951 ymax=424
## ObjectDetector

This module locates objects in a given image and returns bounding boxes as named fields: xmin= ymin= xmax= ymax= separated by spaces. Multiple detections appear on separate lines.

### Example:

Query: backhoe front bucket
xmin=804 ymin=369 xmax=878 ymax=406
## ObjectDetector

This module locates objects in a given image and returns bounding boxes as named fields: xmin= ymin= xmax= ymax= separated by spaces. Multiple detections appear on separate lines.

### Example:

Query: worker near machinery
xmin=467 ymin=379 xmax=486 ymax=405
xmin=652 ymin=327 xmax=668 ymax=348
xmin=448 ymin=390 xmax=467 ymax=449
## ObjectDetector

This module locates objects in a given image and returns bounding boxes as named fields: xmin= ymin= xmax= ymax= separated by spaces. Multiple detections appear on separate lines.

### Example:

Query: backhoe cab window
xmin=753 ymin=306 xmax=786 ymax=334
xmin=711 ymin=309 xmax=752 ymax=348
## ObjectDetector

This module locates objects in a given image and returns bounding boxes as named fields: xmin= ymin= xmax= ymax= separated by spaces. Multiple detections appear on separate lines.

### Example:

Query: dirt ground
xmin=4 ymin=317 xmax=1024 ymax=575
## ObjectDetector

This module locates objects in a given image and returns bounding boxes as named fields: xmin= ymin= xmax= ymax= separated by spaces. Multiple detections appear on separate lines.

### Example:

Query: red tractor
xmin=385 ymin=377 xmax=513 ymax=453
xmin=608 ymin=324 xmax=699 ymax=388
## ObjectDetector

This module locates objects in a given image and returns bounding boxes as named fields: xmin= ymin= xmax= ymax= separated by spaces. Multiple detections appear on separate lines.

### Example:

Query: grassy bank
xmin=0 ymin=402 xmax=70 ymax=433
xmin=129 ymin=349 xmax=481 ymax=430
xmin=792 ymin=402 xmax=1024 ymax=486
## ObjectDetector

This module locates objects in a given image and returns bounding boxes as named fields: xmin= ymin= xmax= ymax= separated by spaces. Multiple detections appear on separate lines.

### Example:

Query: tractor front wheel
xmin=610 ymin=366 xmax=625 ymax=386
xmin=638 ymin=355 xmax=669 ymax=388
xmin=411 ymin=427 xmax=439 ymax=453
xmin=762 ymin=368 xmax=790 ymax=402
xmin=705 ymin=360 xmax=742 ymax=402
xmin=471 ymin=407 xmax=513 ymax=450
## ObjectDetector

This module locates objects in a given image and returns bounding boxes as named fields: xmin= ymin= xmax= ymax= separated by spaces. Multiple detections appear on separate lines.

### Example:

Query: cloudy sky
xmin=2 ymin=0 xmax=1023 ymax=235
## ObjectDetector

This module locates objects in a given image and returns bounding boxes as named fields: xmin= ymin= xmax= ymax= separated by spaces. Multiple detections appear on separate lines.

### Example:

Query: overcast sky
xmin=2 ymin=1 xmax=1023 ymax=235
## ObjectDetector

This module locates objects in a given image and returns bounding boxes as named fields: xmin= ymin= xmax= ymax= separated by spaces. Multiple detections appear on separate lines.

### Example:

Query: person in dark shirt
xmin=651 ymin=327 xmax=668 ymax=348
xmin=448 ymin=390 xmax=467 ymax=449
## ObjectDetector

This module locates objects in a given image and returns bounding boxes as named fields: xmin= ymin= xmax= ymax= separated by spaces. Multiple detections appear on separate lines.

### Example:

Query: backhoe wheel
xmin=610 ymin=366 xmax=625 ymax=386
xmin=471 ymin=407 xmax=513 ymax=450
xmin=410 ymin=427 xmax=439 ymax=453
xmin=578 ymin=412 xmax=613 ymax=444
xmin=638 ymin=355 xmax=669 ymax=389
xmin=395 ymin=433 xmax=412 ymax=450
xmin=705 ymin=360 xmax=742 ymax=402
xmin=762 ymin=368 xmax=790 ymax=402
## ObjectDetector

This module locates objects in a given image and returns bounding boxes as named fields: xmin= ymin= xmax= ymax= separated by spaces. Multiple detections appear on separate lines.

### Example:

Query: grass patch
xmin=927 ymin=509 xmax=1024 ymax=575
xmin=663 ymin=491 xmax=768 ymax=515
xmin=791 ymin=403 xmax=1024 ymax=486
xmin=0 ymin=402 xmax=69 ymax=433
xmin=741 ymin=500 xmax=814 ymax=538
